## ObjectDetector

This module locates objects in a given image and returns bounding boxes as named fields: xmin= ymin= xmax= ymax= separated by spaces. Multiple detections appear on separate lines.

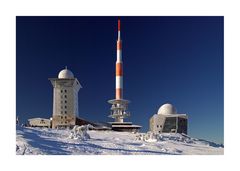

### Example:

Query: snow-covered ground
xmin=16 ymin=126 xmax=223 ymax=155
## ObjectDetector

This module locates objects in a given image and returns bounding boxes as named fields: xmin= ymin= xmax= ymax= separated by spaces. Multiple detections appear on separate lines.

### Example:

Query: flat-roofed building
xmin=28 ymin=118 xmax=51 ymax=128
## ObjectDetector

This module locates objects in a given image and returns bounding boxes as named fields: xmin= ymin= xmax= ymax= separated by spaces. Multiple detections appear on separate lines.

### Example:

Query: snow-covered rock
xmin=135 ymin=132 xmax=158 ymax=142
xmin=136 ymin=132 xmax=223 ymax=148
xmin=68 ymin=125 xmax=92 ymax=140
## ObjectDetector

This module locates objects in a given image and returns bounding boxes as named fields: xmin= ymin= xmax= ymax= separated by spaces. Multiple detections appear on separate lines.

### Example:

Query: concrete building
xmin=49 ymin=67 xmax=82 ymax=128
xmin=149 ymin=103 xmax=188 ymax=134
xmin=28 ymin=118 xmax=51 ymax=128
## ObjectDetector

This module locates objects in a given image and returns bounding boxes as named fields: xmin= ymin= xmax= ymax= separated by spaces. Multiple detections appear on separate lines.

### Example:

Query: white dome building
xmin=58 ymin=67 xmax=74 ymax=79
xmin=149 ymin=103 xmax=188 ymax=134
xmin=157 ymin=103 xmax=177 ymax=115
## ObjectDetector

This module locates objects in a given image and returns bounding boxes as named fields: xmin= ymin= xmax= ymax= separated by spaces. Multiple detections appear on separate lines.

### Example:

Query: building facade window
xmin=65 ymin=100 xmax=67 ymax=103
xmin=65 ymin=106 xmax=67 ymax=109
xmin=65 ymin=90 xmax=67 ymax=93
xmin=65 ymin=111 xmax=67 ymax=114
xmin=61 ymin=90 xmax=63 ymax=93
xmin=65 ymin=95 xmax=67 ymax=98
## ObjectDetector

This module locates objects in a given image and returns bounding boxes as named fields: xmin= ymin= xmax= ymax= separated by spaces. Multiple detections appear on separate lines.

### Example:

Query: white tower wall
xmin=49 ymin=68 xmax=81 ymax=128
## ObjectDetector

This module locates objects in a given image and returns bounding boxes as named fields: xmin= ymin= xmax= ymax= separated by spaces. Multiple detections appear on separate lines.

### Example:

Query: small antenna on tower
xmin=118 ymin=19 xmax=121 ymax=31
xmin=65 ymin=66 xmax=67 ymax=70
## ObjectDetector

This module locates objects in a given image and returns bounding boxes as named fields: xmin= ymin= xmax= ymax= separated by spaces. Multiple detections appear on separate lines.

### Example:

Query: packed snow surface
xmin=16 ymin=126 xmax=223 ymax=155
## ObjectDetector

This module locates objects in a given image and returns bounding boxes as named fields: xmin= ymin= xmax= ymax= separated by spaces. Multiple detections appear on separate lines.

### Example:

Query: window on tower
xmin=65 ymin=111 xmax=67 ymax=114
xmin=65 ymin=95 xmax=67 ymax=98
xmin=61 ymin=90 xmax=63 ymax=93
xmin=65 ymin=90 xmax=67 ymax=93
xmin=65 ymin=106 xmax=67 ymax=109
xmin=65 ymin=100 xmax=67 ymax=103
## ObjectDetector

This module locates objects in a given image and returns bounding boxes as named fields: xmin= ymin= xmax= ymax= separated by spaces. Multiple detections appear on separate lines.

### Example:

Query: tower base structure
xmin=109 ymin=122 xmax=142 ymax=133
xmin=108 ymin=99 xmax=141 ymax=133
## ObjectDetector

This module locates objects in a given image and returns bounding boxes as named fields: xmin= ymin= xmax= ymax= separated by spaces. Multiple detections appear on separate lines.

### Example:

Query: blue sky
xmin=16 ymin=16 xmax=223 ymax=144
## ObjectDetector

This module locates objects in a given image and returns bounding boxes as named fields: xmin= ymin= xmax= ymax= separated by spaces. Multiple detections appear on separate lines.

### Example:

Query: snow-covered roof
xmin=111 ymin=124 xmax=142 ymax=128
xmin=28 ymin=118 xmax=50 ymax=121
xmin=153 ymin=113 xmax=187 ymax=118
xmin=163 ymin=114 xmax=188 ymax=118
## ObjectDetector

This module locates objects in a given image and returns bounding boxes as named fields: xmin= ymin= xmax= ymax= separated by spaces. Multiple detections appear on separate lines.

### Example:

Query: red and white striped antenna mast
xmin=108 ymin=19 xmax=130 ymax=123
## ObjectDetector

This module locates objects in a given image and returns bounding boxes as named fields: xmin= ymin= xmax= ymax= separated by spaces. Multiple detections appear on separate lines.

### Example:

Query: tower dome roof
xmin=58 ymin=67 xmax=74 ymax=79
xmin=157 ymin=103 xmax=177 ymax=115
